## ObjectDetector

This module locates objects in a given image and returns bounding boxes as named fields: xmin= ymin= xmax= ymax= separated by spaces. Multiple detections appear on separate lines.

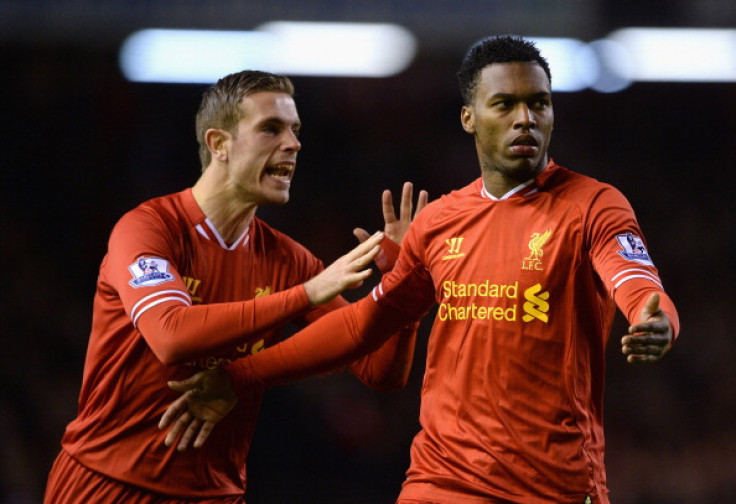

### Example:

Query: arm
xmin=160 ymin=252 xmax=436 ymax=450
xmin=586 ymin=186 xmax=680 ymax=363
xmin=136 ymin=232 xmax=384 ymax=364
xmin=160 ymin=185 xmax=431 ymax=447
xmin=232 ymin=260 xmax=436 ymax=389
xmin=346 ymin=181 xmax=428 ymax=389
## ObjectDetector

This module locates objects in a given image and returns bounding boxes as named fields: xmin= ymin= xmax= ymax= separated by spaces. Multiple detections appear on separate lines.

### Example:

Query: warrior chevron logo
xmin=522 ymin=283 xmax=550 ymax=323
xmin=442 ymin=237 xmax=465 ymax=260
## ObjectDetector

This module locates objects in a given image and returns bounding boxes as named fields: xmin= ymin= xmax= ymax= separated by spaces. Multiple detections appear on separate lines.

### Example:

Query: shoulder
xmin=110 ymin=192 xmax=187 ymax=244
xmin=122 ymin=191 xmax=185 ymax=218
xmin=416 ymin=178 xmax=483 ymax=225
xmin=542 ymin=161 xmax=630 ymax=207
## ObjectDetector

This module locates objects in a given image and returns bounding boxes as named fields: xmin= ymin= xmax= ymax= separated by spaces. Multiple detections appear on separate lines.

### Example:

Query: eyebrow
xmin=489 ymin=91 xmax=551 ymax=100
xmin=258 ymin=116 xmax=302 ymax=129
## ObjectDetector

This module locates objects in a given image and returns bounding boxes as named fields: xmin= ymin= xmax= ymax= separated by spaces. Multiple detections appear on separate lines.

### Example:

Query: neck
xmin=481 ymin=157 xmax=548 ymax=199
xmin=192 ymin=168 xmax=257 ymax=246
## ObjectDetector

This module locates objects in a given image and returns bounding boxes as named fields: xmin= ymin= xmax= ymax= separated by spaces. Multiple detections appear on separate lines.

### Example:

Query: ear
xmin=460 ymin=105 xmax=476 ymax=134
xmin=205 ymin=128 xmax=230 ymax=163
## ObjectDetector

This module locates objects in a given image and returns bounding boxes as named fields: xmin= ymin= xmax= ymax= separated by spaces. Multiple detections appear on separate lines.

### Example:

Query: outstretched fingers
xmin=396 ymin=181 xmax=428 ymax=222
xmin=159 ymin=392 xmax=190 ymax=431
xmin=194 ymin=422 xmax=216 ymax=449
xmin=344 ymin=231 xmax=384 ymax=263
xmin=162 ymin=394 xmax=193 ymax=447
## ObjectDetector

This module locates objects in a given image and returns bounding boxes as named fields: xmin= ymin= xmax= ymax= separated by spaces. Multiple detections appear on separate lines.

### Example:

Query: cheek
xmin=480 ymin=125 xmax=504 ymax=147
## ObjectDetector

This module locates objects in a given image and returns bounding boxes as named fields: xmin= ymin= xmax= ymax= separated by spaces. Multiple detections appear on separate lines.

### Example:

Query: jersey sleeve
xmin=586 ymin=185 xmax=680 ymax=339
xmin=227 ymin=220 xmax=437 ymax=391
xmin=345 ymin=320 xmax=419 ymax=391
xmin=373 ymin=235 xmax=401 ymax=273
xmin=104 ymin=207 xmax=313 ymax=365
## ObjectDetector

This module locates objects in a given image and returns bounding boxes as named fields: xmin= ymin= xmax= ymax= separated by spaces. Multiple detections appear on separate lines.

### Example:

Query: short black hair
xmin=457 ymin=35 xmax=552 ymax=105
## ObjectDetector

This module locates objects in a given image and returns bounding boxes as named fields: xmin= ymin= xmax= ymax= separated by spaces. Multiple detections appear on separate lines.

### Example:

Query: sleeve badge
xmin=128 ymin=256 xmax=175 ymax=288
xmin=616 ymin=233 xmax=654 ymax=266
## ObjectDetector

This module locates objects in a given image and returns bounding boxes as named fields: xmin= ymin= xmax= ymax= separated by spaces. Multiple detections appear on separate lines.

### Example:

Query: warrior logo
xmin=442 ymin=237 xmax=466 ymax=260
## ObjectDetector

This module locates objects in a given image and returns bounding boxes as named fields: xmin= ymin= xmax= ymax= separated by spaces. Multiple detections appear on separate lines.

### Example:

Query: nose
xmin=283 ymin=129 xmax=301 ymax=152
xmin=513 ymin=104 xmax=536 ymax=130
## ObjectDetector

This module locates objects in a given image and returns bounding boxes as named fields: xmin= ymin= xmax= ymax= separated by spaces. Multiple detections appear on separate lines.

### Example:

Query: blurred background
xmin=1 ymin=1 xmax=734 ymax=503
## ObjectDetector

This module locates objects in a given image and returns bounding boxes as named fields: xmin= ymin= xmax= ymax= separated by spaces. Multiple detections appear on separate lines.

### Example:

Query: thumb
xmin=640 ymin=292 xmax=661 ymax=321
xmin=353 ymin=228 xmax=370 ymax=243
xmin=167 ymin=376 xmax=199 ymax=393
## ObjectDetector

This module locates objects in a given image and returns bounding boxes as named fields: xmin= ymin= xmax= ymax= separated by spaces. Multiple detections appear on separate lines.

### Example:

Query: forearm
xmin=137 ymin=285 xmax=312 ymax=364
xmin=228 ymin=295 xmax=415 ymax=391
xmin=347 ymin=321 xmax=419 ymax=390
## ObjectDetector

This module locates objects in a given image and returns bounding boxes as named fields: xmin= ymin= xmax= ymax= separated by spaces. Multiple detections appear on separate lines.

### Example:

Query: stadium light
xmin=120 ymin=29 xmax=276 ymax=84
xmin=606 ymin=28 xmax=736 ymax=82
xmin=119 ymin=25 xmax=736 ymax=91
xmin=119 ymin=22 xmax=417 ymax=83
xmin=255 ymin=21 xmax=417 ymax=77
xmin=528 ymin=37 xmax=599 ymax=92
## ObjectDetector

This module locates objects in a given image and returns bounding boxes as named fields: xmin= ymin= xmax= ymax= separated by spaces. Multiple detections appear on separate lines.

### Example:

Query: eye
xmin=492 ymin=99 xmax=512 ymax=110
xmin=531 ymin=98 xmax=550 ymax=110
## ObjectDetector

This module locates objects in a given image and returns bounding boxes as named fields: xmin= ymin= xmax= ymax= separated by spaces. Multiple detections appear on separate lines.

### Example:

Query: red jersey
xmin=238 ymin=160 xmax=680 ymax=504
xmin=54 ymin=188 xmax=410 ymax=500
xmin=390 ymin=161 xmax=679 ymax=503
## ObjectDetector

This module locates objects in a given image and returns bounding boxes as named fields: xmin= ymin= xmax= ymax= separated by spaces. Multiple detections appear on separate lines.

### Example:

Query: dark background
xmin=1 ymin=1 xmax=734 ymax=503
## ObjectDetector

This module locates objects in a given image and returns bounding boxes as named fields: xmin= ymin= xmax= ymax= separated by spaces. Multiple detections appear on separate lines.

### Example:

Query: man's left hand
xmin=159 ymin=368 xmax=237 ymax=451
xmin=354 ymin=181 xmax=428 ymax=245
xmin=621 ymin=293 xmax=673 ymax=364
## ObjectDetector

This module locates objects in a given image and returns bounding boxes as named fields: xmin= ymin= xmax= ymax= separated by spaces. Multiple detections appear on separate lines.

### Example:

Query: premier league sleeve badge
xmin=128 ymin=256 xmax=175 ymax=287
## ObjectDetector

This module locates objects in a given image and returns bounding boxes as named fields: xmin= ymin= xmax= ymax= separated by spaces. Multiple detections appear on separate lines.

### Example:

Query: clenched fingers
xmin=621 ymin=333 xmax=671 ymax=364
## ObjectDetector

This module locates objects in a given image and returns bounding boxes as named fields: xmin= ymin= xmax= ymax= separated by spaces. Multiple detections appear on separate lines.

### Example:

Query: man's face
xmin=461 ymin=62 xmax=554 ymax=183
xmin=225 ymin=91 xmax=301 ymax=206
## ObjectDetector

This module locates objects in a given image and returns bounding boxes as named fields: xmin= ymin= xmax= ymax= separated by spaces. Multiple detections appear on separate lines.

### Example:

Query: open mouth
xmin=265 ymin=163 xmax=293 ymax=180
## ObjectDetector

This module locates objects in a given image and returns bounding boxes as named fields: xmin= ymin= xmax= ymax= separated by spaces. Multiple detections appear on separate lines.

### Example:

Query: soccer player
xmin=165 ymin=36 xmax=681 ymax=503
xmin=43 ymin=70 xmax=427 ymax=503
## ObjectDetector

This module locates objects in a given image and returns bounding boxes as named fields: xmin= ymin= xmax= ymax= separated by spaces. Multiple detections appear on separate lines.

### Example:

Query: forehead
xmin=475 ymin=62 xmax=550 ymax=98
xmin=239 ymin=91 xmax=300 ymax=123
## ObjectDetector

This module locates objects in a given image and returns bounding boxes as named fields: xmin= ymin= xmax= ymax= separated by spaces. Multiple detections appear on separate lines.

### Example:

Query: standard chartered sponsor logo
xmin=522 ymin=283 xmax=549 ymax=323
xmin=438 ymin=280 xmax=550 ymax=323
xmin=442 ymin=280 xmax=518 ymax=298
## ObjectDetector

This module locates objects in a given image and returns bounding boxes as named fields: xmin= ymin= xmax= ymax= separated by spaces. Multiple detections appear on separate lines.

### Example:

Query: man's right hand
xmin=303 ymin=231 xmax=384 ymax=306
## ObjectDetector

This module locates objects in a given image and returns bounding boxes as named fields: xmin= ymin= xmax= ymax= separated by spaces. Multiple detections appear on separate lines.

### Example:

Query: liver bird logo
xmin=526 ymin=229 xmax=552 ymax=261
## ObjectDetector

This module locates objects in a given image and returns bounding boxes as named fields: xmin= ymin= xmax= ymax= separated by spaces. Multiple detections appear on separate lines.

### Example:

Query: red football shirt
xmin=239 ymin=160 xmax=680 ymax=504
xmin=56 ymin=188 xmax=411 ymax=499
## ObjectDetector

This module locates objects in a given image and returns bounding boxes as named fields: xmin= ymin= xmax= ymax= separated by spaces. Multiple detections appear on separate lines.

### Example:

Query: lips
xmin=510 ymin=135 xmax=539 ymax=147
xmin=509 ymin=135 xmax=539 ymax=157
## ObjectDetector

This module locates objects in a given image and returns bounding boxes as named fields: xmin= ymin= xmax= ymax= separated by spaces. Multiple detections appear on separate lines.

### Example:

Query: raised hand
xmin=159 ymin=368 xmax=238 ymax=451
xmin=354 ymin=181 xmax=429 ymax=245
xmin=621 ymin=293 xmax=673 ymax=364
xmin=303 ymin=231 xmax=384 ymax=306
